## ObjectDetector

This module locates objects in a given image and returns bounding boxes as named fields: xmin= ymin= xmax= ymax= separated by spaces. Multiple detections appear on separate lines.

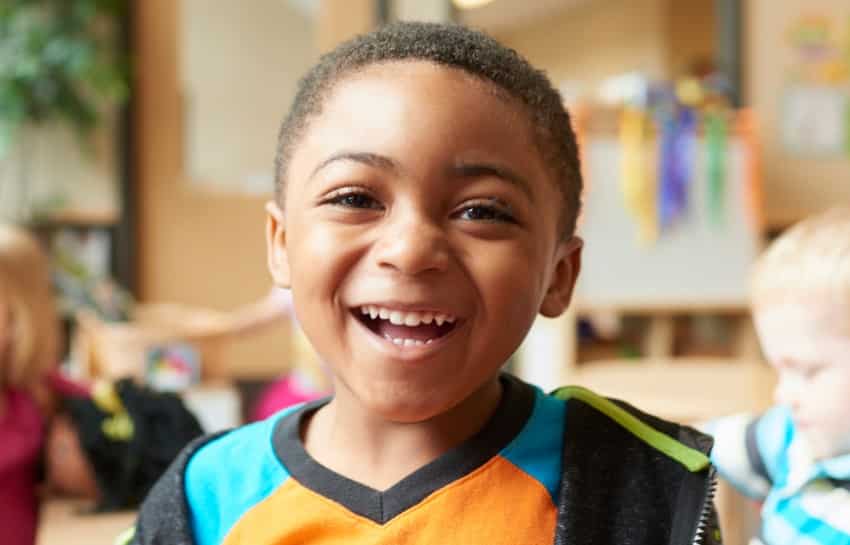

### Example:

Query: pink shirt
xmin=0 ymin=389 xmax=44 ymax=545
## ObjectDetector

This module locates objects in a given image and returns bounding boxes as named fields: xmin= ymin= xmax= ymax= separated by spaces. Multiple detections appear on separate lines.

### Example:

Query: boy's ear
xmin=265 ymin=201 xmax=291 ymax=289
xmin=539 ymin=236 xmax=583 ymax=318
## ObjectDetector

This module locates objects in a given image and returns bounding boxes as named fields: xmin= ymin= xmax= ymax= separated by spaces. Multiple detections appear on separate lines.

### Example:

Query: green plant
xmin=0 ymin=0 xmax=128 ymax=153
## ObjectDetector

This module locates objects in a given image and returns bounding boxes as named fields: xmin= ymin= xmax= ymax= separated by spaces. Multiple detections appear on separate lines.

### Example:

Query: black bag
xmin=65 ymin=379 xmax=204 ymax=511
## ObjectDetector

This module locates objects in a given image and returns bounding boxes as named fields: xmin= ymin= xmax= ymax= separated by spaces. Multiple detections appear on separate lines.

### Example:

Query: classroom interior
xmin=2 ymin=0 xmax=849 ymax=543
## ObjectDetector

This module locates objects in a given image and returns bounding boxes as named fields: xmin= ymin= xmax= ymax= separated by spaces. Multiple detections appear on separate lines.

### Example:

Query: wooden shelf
xmin=572 ymin=307 xmax=760 ymax=366
xmin=33 ymin=209 xmax=120 ymax=227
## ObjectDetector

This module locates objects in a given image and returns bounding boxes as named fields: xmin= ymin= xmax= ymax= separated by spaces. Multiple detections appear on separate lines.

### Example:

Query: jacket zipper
xmin=690 ymin=467 xmax=718 ymax=545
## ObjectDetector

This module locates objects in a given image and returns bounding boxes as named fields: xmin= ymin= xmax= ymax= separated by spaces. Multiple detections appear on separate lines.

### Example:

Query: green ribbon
xmin=705 ymin=112 xmax=727 ymax=226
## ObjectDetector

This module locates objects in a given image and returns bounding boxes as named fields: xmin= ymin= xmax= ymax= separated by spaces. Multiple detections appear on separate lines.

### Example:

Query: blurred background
xmin=1 ymin=0 xmax=848 ymax=543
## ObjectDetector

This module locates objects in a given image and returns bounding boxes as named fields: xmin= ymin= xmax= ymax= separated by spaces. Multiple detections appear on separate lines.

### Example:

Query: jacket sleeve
xmin=120 ymin=433 xmax=225 ymax=545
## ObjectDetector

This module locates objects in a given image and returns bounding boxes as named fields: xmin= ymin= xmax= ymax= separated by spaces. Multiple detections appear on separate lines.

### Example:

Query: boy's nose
xmin=374 ymin=214 xmax=449 ymax=276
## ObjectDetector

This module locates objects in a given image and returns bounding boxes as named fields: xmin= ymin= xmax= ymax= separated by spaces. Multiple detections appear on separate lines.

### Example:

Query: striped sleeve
xmin=704 ymin=407 xmax=793 ymax=500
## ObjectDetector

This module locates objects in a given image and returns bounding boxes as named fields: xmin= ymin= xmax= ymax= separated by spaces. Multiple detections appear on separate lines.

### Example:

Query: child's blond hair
xmin=0 ymin=224 xmax=59 ymax=394
xmin=751 ymin=207 xmax=850 ymax=317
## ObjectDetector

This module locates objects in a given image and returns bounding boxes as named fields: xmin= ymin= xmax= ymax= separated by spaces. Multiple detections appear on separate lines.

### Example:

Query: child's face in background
xmin=755 ymin=302 xmax=850 ymax=460
xmin=268 ymin=61 xmax=580 ymax=423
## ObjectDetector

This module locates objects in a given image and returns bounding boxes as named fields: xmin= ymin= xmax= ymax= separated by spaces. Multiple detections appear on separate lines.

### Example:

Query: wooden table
xmin=37 ymin=499 xmax=136 ymax=545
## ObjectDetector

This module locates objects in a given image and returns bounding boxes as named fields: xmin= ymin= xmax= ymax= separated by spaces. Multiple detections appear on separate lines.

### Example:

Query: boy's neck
xmin=302 ymin=377 xmax=503 ymax=491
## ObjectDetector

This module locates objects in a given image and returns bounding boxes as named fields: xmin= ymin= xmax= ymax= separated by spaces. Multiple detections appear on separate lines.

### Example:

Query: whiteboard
xmin=574 ymin=136 xmax=760 ymax=310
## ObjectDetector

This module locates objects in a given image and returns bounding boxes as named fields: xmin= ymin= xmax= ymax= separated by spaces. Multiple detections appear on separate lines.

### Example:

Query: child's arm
xmin=173 ymin=288 xmax=293 ymax=340
xmin=701 ymin=406 xmax=792 ymax=501
xmin=211 ymin=288 xmax=293 ymax=337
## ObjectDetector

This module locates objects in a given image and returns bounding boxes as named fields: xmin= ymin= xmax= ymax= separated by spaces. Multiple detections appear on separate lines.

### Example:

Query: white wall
xmin=180 ymin=0 xmax=316 ymax=193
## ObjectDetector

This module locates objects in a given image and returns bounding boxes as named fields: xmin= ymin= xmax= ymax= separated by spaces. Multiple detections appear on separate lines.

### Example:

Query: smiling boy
xmin=125 ymin=22 xmax=720 ymax=545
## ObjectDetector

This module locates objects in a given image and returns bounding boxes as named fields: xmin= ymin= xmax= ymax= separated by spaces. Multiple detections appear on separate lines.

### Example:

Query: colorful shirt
xmin=126 ymin=374 xmax=720 ymax=545
xmin=708 ymin=406 xmax=850 ymax=545
xmin=186 ymin=375 xmax=564 ymax=545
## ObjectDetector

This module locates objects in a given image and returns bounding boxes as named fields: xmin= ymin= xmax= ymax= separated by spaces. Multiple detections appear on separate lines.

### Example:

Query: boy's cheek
xmin=802 ymin=374 xmax=850 ymax=458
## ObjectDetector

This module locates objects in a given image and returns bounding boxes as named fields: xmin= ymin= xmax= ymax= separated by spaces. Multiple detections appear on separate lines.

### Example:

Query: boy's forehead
xmin=285 ymin=61 xmax=551 ymax=193
xmin=321 ymin=61 xmax=530 ymax=131
xmin=755 ymin=300 xmax=849 ymax=331
xmin=755 ymin=302 xmax=850 ymax=362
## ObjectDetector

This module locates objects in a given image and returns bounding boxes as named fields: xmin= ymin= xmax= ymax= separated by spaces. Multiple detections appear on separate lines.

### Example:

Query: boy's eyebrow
xmin=309 ymin=153 xmax=533 ymax=198
xmin=309 ymin=151 xmax=400 ymax=180
xmin=451 ymin=162 xmax=533 ymax=199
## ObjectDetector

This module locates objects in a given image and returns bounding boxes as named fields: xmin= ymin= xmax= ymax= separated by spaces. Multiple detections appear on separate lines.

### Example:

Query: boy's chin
xmin=335 ymin=371 xmax=502 ymax=425
xmin=359 ymin=394 xmax=454 ymax=424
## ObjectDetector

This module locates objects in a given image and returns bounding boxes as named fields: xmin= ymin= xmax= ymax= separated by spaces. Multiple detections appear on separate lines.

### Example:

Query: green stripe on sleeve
xmin=551 ymin=385 xmax=710 ymax=472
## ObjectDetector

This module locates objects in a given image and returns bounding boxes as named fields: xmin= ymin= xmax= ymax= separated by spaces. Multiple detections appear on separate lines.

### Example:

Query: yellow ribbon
xmin=620 ymin=107 xmax=658 ymax=244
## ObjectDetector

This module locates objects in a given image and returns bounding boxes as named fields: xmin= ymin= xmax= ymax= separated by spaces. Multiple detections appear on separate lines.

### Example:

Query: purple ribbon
xmin=658 ymin=108 xmax=697 ymax=230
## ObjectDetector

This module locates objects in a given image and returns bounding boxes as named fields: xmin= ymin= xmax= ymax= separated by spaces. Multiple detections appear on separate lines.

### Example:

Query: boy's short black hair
xmin=274 ymin=21 xmax=582 ymax=238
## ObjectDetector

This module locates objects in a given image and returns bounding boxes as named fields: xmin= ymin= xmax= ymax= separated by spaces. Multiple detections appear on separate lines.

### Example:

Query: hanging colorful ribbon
xmin=620 ymin=107 xmax=657 ymax=243
xmin=737 ymin=109 xmax=764 ymax=232
xmin=658 ymin=107 xmax=697 ymax=232
xmin=705 ymin=111 xmax=728 ymax=226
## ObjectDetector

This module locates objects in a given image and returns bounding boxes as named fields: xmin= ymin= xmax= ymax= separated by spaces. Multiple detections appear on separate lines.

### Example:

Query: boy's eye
xmin=454 ymin=200 xmax=516 ymax=224
xmin=323 ymin=190 xmax=383 ymax=210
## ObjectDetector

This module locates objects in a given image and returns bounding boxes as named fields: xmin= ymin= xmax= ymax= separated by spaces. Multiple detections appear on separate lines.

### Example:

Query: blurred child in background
xmin=0 ymin=224 xmax=204 ymax=545
xmin=0 ymin=224 xmax=60 ymax=545
xmin=707 ymin=208 xmax=850 ymax=544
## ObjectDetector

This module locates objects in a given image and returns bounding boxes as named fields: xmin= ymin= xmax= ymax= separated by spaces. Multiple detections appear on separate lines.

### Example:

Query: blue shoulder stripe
xmin=754 ymin=406 xmax=794 ymax=486
xmin=499 ymin=387 xmax=565 ymax=502
xmin=186 ymin=407 xmax=297 ymax=545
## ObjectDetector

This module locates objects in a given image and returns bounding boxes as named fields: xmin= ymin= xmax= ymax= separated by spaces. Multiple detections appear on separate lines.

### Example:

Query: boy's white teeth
xmin=383 ymin=334 xmax=432 ymax=346
xmin=360 ymin=306 xmax=456 ymax=327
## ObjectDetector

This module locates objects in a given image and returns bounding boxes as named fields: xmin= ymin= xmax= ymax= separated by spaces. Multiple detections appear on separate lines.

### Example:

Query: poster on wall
xmin=781 ymin=84 xmax=849 ymax=155
xmin=780 ymin=14 xmax=850 ymax=157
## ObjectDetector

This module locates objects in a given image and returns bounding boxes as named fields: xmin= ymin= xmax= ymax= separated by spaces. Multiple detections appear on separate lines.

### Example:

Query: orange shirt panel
xmin=222 ymin=456 xmax=557 ymax=545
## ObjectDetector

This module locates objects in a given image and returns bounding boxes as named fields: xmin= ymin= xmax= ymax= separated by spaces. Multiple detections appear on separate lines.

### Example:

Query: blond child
xmin=0 ymin=224 xmax=60 ymax=545
xmin=126 ymin=22 xmax=720 ymax=545
xmin=707 ymin=208 xmax=850 ymax=544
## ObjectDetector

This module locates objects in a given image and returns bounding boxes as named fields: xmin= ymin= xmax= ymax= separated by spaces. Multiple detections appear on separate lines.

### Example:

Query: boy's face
xmin=267 ymin=61 xmax=581 ymax=423
xmin=755 ymin=302 xmax=850 ymax=460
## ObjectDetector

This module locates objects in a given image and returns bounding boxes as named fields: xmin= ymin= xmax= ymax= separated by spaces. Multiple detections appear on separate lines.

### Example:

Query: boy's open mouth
xmin=353 ymin=305 xmax=458 ymax=346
